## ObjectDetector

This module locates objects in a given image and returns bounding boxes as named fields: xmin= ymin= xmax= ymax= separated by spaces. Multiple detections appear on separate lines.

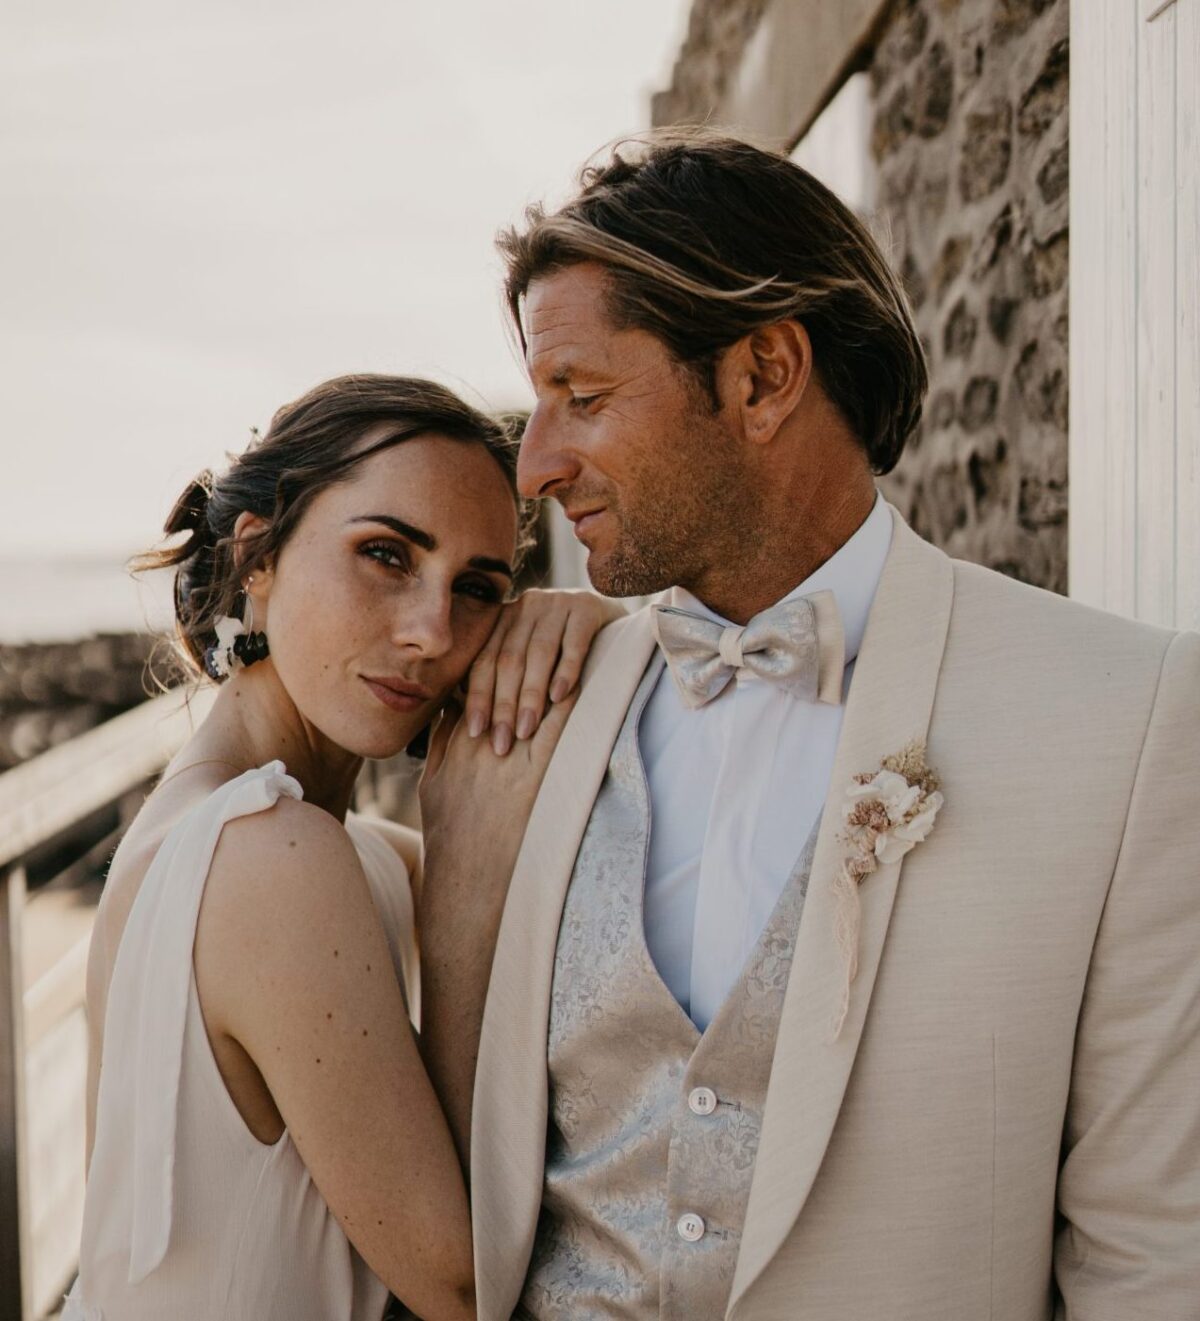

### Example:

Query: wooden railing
xmin=0 ymin=687 xmax=213 ymax=1321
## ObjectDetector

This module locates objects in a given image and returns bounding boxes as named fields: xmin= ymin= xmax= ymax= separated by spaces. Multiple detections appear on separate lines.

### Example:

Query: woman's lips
xmin=361 ymin=677 xmax=431 ymax=713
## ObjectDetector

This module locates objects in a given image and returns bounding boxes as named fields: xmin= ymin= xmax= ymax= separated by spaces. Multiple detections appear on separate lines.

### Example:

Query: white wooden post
xmin=0 ymin=865 xmax=32 ymax=1321
xmin=1071 ymin=0 xmax=1200 ymax=630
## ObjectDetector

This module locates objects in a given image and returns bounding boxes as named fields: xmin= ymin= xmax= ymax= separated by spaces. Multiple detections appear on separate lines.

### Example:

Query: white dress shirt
xmin=640 ymin=493 xmax=893 ymax=1031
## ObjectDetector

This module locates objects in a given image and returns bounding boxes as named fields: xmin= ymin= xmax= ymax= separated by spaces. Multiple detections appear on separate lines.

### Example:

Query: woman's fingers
xmin=530 ymin=683 xmax=578 ymax=751
xmin=488 ymin=610 xmax=540 ymax=755
xmin=463 ymin=612 xmax=510 ymax=741
xmin=513 ymin=614 xmax=569 ymax=743
xmin=548 ymin=601 xmax=603 ymax=704
xmin=465 ymin=591 xmax=623 ymax=757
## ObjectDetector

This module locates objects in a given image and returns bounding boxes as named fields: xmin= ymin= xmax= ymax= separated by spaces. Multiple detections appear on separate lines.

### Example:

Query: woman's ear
xmin=231 ymin=511 xmax=273 ymax=584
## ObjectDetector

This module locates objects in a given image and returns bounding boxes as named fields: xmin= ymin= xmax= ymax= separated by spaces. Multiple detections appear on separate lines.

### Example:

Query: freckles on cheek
xmin=304 ymin=595 xmax=376 ymax=678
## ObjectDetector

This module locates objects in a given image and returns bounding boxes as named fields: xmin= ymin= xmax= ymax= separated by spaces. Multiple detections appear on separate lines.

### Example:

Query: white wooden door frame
xmin=1070 ymin=0 xmax=1199 ymax=629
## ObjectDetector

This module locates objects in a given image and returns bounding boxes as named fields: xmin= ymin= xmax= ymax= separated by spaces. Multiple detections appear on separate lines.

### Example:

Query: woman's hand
xmin=463 ymin=588 xmax=625 ymax=755
xmin=419 ymin=686 xmax=576 ymax=883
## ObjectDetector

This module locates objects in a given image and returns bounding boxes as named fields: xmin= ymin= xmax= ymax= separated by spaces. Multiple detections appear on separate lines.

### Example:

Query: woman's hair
xmin=497 ymin=127 xmax=927 ymax=474
xmin=135 ymin=374 xmax=531 ymax=680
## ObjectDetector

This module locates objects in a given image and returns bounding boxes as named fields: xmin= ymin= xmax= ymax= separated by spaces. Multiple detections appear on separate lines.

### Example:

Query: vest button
xmin=676 ymin=1212 xmax=706 ymax=1242
xmin=688 ymin=1086 xmax=718 ymax=1116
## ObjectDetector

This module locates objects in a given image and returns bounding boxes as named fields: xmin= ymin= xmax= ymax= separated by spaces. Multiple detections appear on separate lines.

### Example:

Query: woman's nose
xmin=394 ymin=585 xmax=454 ymax=658
xmin=517 ymin=403 xmax=579 ymax=500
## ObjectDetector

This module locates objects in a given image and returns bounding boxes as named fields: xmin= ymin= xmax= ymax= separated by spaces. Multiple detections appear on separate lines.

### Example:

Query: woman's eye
xmin=360 ymin=540 xmax=410 ymax=572
xmin=455 ymin=577 xmax=503 ymax=606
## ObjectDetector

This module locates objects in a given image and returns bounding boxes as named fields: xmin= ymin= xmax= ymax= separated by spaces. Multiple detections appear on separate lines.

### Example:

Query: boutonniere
xmin=831 ymin=740 xmax=944 ymax=1038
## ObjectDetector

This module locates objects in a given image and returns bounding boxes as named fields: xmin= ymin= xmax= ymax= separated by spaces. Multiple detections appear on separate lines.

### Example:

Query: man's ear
xmin=718 ymin=319 xmax=814 ymax=447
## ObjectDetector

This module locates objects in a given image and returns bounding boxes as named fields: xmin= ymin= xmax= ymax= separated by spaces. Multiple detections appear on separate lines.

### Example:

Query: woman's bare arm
xmin=195 ymin=798 xmax=473 ymax=1320
xmin=415 ymin=692 xmax=575 ymax=1172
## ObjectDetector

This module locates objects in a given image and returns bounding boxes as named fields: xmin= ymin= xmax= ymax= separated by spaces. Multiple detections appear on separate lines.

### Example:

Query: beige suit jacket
xmin=471 ymin=508 xmax=1200 ymax=1320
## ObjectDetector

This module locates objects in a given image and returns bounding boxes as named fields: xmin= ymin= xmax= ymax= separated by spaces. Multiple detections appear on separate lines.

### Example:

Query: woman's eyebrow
xmin=349 ymin=514 xmax=514 ymax=580
xmin=351 ymin=513 xmax=435 ymax=549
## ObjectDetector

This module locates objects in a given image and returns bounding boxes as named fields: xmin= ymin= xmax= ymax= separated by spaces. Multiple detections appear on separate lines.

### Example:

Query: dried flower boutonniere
xmin=831 ymin=740 xmax=944 ymax=1038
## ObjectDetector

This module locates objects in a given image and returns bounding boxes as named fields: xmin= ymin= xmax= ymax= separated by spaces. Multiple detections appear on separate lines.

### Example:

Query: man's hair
xmin=498 ymin=128 xmax=927 ymax=474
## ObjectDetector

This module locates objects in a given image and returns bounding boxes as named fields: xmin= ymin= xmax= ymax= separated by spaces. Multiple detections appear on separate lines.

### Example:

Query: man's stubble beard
xmin=583 ymin=407 xmax=754 ymax=600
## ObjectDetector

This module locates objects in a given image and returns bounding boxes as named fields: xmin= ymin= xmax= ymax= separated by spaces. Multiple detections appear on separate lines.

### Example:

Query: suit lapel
xmin=470 ymin=605 xmax=659 ymax=1321
xmin=729 ymin=508 xmax=956 ymax=1314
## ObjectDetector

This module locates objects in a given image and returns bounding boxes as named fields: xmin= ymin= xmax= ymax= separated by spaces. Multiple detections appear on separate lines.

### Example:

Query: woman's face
xmin=252 ymin=429 xmax=519 ymax=759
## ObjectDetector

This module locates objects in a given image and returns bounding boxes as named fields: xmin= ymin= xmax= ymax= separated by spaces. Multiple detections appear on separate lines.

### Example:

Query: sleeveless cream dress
xmin=63 ymin=762 xmax=419 ymax=1321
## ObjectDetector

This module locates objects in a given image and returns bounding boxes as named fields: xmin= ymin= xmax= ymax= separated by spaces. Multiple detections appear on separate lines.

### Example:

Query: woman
xmin=66 ymin=374 xmax=620 ymax=1320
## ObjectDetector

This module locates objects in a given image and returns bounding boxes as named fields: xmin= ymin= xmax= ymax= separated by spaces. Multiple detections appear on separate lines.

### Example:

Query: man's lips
xmin=361 ymin=676 xmax=433 ymax=713
xmin=566 ymin=506 xmax=606 ymax=540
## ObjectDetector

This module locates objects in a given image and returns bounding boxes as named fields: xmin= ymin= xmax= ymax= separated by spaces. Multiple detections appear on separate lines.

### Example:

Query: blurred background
xmin=0 ymin=0 xmax=694 ymax=773
xmin=2 ymin=1 xmax=1196 ymax=1316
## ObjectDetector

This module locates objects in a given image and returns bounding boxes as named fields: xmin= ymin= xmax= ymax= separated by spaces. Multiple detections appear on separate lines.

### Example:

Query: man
xmin=468 ymin=132 xmax=1199 ymax=1318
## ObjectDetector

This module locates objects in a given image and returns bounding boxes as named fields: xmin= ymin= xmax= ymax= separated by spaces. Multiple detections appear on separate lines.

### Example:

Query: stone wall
xmin=0 ymin=634 xmax=165 ymax=769
xmin=652 ymin=0 xmax=1070 ymax=592
xmin=871 ymin=0 xmax=1069 ymax=590
xmin=650 ymin=0 xmax=770 ymax=128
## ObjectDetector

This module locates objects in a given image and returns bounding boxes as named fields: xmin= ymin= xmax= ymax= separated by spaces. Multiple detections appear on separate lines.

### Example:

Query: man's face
xmin=518 ymin=261 xmax=748 ymax=598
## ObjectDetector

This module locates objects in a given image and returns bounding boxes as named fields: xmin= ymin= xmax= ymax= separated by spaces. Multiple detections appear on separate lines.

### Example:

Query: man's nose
xmin=517 ymin=403 xmax=579 ymax=500
xmin=395 ymin=583 xmax=454 ymax=658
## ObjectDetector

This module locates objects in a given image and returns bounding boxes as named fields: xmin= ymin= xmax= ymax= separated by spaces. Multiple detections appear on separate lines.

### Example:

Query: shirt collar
xmin=666 ymin=491 xmax=892 ymax=668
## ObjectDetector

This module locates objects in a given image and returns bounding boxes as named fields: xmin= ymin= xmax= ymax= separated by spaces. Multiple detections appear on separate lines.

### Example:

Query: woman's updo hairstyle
xmin=135 ymin=374 xmax=530 ymax=680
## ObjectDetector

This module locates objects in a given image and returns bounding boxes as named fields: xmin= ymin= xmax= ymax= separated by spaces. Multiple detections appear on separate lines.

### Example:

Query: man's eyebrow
xmin=350 ymin=515 xmax=514 ymax=580
xmin=525 ymin=357 xmax=574 ymax=386
xmin=527 ymin=351 xmax=590 ymax=386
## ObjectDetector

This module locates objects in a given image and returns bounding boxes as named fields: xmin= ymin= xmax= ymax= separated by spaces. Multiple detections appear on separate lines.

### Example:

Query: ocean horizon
xmin=0 ymin=554 xmax=175 ymax=644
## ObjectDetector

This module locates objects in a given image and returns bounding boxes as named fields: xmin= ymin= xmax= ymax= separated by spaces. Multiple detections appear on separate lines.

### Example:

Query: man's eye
xmin=569 ymin=393 xmax=601 ymax=411
xmin=360 ymin=540 xmax=410 ymax=571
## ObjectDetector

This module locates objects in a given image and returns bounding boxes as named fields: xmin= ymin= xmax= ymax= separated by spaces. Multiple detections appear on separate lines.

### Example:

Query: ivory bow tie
xmin=652 ymin=590 xmax=845 ymax=709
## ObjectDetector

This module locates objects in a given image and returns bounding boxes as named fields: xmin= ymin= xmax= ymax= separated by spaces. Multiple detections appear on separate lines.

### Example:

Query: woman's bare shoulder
xmin=206 ymin=796 xmax=366 ymax=913
xmin=196 ymin=799 xmax=389 ymax=1034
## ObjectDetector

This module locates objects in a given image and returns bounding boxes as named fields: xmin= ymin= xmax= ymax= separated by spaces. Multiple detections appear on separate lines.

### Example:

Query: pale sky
xmin=0 ymin=1 xmax=693 ymax=557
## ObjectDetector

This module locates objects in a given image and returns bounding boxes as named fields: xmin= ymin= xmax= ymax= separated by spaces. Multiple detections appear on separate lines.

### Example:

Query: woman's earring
xmin=203 ymin=578 xmax=271 ymax=680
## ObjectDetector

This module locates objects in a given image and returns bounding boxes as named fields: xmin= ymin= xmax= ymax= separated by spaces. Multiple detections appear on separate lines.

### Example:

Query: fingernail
xmin=492 ymin=723 xmax=512 ymax=756
xmin=550 ymin=678 xmax=569 ymax=703
xmin=467 ymin=710 xmax=485 ymax=739
xmin=515 ymin=710 xmax=536 ymax=740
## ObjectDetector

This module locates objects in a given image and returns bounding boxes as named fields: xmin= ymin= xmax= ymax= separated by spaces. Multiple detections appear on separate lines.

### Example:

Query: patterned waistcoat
xmin=519 ymin=658 xmax=819 ymax=1320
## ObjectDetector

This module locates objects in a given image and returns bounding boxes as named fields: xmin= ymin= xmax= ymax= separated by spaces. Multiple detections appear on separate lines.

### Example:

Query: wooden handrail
xmin=0 ymin=685 xmax=215 ymax=1318
xmin=0 ymin=687 xmax=214 ymax=871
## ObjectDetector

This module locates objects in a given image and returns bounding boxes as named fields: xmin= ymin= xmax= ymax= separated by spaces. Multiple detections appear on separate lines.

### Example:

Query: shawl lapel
xmin=470 ymin=606 xmax=659 ymax=1321
xmin=729 ymin=508 xmax=955 ymax=1315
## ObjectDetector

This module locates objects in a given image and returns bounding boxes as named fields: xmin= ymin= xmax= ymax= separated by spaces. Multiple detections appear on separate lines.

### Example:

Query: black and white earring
xmin=203 ymin=577 xmax=271 ymax=679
